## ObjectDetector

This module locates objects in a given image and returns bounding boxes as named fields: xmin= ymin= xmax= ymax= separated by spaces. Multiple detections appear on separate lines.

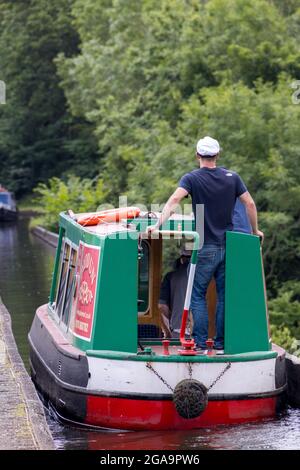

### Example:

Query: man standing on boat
xmin=148 ymin=136 xmax=263 ymax=353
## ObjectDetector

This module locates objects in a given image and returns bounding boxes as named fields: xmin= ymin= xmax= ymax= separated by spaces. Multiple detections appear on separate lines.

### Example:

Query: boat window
xmin=0 ymin=193 xmax=9 ymax=204
xmin=61 ymin=247 xmax=77 ymax=326
xmin=56 ymin=242 xmax=70 ymax=319
xmin=49 ymin=230 xmax=65 ymax=306
xmin=138 ymin=240 xmax=150 ymax=313
xmin=162 ymin=239 xmax=182 ymax=277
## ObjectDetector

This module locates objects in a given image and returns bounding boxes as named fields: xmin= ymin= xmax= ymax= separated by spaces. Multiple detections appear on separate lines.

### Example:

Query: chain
xmin=188 ymin=362 xmax=193 ymax=379
xmin=146 ymin=361 xmax=231 ymax=393
xmin=207 ymin=362 xmax=231 ymax=391
xmin=146 ymin=362 xmax=174 ymax=392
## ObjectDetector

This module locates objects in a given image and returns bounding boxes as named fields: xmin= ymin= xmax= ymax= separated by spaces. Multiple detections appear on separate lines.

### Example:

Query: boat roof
xmin=60 ymin=211 xmax=195 ymax=238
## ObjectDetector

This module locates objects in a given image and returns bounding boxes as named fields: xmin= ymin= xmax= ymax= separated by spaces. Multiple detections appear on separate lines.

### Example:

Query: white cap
xmin=196 ymin=136 xmax=220 ymax=157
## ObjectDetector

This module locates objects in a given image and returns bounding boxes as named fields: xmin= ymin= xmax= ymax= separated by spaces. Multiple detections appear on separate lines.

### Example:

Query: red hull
xmin=86 ymin=395 xmax=277 ymax=431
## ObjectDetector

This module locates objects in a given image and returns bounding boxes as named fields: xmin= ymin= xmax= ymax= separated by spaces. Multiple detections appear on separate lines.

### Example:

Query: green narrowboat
xmin=28 ymin=207 xmax=287 ymax=430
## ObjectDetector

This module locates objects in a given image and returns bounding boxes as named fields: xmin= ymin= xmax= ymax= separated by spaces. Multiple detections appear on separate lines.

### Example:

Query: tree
xmin=34 ymin=175 xmax=107 ymax=232
xmin=1 ymin=0 xmax=299 ymax=308
xmin=54 ymin=0 xmax=300 ymax=290
xmin=0 ymin=0 xmax=97 ymax=196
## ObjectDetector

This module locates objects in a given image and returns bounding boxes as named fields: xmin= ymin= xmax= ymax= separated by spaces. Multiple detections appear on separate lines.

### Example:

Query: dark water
xmin=0 ymin=215 xmax=54 ymax=369
xmin=1 ymin=215 xmax=300 ymax=450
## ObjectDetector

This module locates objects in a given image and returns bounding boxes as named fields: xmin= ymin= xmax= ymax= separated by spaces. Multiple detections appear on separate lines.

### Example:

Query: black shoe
xmin=215 ymin=349 xmax=224 ymax=355
xmin=214 ymin=346 xmax=224 ymax=355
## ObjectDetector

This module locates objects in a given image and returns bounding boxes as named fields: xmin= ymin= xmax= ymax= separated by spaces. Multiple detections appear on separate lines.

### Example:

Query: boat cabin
xmin=48 ymin=210 xmax=271 ymax=357
xmin=0 ymin=187 xmax=17 ymax=221
xmin=0 ymin=188 xmax=16 ymax=208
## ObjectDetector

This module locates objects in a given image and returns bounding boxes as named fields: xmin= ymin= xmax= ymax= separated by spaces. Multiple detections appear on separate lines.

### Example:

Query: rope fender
xmin=173 ymin=379 xmax=208 ymax=419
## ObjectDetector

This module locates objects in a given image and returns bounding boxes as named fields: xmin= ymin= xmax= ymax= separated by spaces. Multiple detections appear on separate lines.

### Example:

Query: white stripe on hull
xmin=87 ymin=357 xmax=276 ymax=395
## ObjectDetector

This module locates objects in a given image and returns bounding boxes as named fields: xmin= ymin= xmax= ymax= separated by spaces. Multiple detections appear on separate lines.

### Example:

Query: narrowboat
xmin=0 ymin=186 xmax=17 ymax=222
xmin=28 ymin=207 xmax=287 ymax=431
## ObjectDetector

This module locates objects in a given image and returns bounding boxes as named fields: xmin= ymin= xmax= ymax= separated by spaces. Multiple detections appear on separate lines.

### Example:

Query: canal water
xmin=0 ymin=215 xmax=300 ymax=450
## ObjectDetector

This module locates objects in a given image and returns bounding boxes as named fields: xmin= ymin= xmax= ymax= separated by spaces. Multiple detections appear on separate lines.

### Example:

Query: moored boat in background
xmin=0 ymin=186 xmax=17 ymax=222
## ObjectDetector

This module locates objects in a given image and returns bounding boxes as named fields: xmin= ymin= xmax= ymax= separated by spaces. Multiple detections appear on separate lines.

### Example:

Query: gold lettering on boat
xmin=80 ymin=252 xmax=96 ymax=284
xmin=79 ymin=280 xmax=94 ymax=305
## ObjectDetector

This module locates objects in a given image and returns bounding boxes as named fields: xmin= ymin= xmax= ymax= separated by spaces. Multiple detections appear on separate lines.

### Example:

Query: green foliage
xmin=269 ymin=281 xmax=300 ymax=340
xmin=56 ymin=0 xmax=300 ymax=288
xmin=0 ymin=0 xmax=299 ymax=324
xmin=34 ymin=175 xmax=107 ymax=231
xmin=0 ymin=0 xmax=97 ymax=196
xmin=202 ymin=0 xmax=300 ymax=85
xmin=269 ymin=325 xmax=296 ymax=353
xmin=270 ymin=324 xmax=300 ymax=357
xmin=269 ymin=277 xmax=300 ymax=355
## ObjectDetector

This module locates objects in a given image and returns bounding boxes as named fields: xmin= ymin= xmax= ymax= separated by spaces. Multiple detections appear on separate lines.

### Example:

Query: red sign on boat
xmin=72 ymin=242 xmax=100 ymax=341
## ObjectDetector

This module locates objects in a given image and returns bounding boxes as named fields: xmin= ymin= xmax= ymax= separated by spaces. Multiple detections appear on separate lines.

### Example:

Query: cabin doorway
xmin=137 ymin=236 xmax=217 ymax=342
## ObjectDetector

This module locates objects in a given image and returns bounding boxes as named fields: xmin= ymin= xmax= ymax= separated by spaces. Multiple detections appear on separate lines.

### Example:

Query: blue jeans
xmin=190 ymin=245 xmax=225 ymax=349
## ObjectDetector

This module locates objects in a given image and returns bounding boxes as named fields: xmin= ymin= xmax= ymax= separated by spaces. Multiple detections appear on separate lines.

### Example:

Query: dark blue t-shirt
xmin=233 ymin=198 xmax=251 ymax=234
xmin=179 ymin=167 xmax=247 ymax=245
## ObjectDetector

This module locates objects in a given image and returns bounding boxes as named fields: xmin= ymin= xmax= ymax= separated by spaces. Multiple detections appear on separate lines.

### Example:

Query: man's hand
xmin=162 ymin=327 xmax=172 ymax=339
xmin=146 ymin=187 xmax=188 ymax=236
xmin=146 ymin=223 xmax=160 ymax=235
xmin=253 ymin=229 xmax=264 ymax=245
xmin=159 ymin=304 xmax=172 ymax=338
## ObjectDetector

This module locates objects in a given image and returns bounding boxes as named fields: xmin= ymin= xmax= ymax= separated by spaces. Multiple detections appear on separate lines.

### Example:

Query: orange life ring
xmin=77 ymin=207 xmax=140 ymax=226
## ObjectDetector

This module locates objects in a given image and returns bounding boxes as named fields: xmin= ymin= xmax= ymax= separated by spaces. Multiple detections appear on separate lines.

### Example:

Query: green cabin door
xmin=225 ymin=231 xmax=270 ymax=354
